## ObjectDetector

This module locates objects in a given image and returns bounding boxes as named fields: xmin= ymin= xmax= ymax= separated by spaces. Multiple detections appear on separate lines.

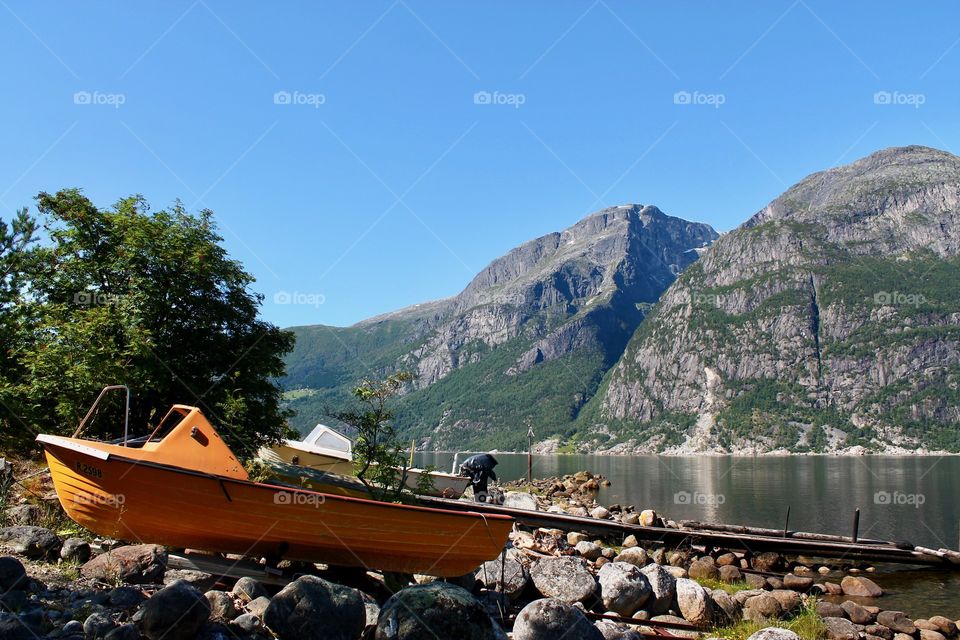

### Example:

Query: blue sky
xmin=1 ymin=1 xmax=957 ymax=327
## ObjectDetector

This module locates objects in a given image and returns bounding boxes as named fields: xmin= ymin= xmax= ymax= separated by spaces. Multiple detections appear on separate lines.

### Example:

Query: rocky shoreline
xmin=2 ymin=469 xmax=959 ymax=640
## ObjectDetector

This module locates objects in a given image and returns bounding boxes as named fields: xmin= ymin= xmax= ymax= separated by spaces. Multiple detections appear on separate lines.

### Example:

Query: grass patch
xmin=694 ymin=577 xmax=754 ymax=594
xmin=713 ymin=598 xmax=826 ymax=640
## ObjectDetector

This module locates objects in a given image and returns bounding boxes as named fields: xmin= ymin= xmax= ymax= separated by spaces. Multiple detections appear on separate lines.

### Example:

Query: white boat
xmin=259 ymin=424 xmax=471 ymax=498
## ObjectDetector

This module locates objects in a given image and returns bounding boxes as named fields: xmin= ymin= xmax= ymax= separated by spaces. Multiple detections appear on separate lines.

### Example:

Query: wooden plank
xmin=167 ymin=553 xmax=292 ymax=586
xmin=418 ymin=497 xmax=950 ymax=568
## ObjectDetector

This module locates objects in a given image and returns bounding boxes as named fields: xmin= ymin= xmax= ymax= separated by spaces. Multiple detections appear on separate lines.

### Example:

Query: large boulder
xmin=750 ymin=552 xmax=784 ymax=572
xmin=597 ymin=562 xmax=651 ymax=616
xmin=928 ymin=617 xmax=958 ymax=637
xmin=841 ymin=600 xmax=875 ymax=624
xmin=84 ymin=612 xmax=117 ymax=639
xmin=503 ymin=492 xmax=539 ymax=511
xmin=840 ymin=575 xmax=883 ymax=598
xmin=877 ymin=611 xmax=917 ymax=635
xmin=782 ymin=574 xmax=813 ymax=592
xmin=719 ymin=565 xmax=743 ymax=583
xmin=768 ymin=590 xmax=801 ymax=615
xmin=0 ymin=613 xmax=36 ymax=640
xmin=530 ymin=556 xmax=597 ymax=603
xmin=823 ymin=616 xmax=860 ymax=640
xmin=575 ymin=541 xmax=603 ymax=561
xmin=60 ymin=537 xmax=92 ymax=563
xmin=81 ymin=544 xmax=168 ymax=584
xmin=742 ymin=593 xmax=782 ymax=622
xmin=710 ymin=589 xmax=741 ymax=624
xmin=476 ymin=548 xmax=528 ymax=599
xmin=231 ymin=577 xmax=268 ymax=603
xmin=138 ymin=580 xmax=211 ymax=640
xmin=513 ymin=598 xmax=603 ymax=640
xmin=205 ymin=591 xmax=239 ymax=621
xmin=264 ymin=575 xmax=364 ymax=640
xmin=595 ymin=619 xmax=643 ymax=640
xmin=0 ymin=526 xmax=61 ymax=559
xmin=375 ymin=582 xmax=506 ymax=640
xmin=0 ymin=557 xmax=27 ymax=592
xmin=688 ymin=557 xmax=719 ymax=581
xmin=747 ymin=629 xmax=801 ymax=640
xmin=639 ymin=563 xmax=676 ymax=615
xmin=675 ymin=578 xmax=712 ymax=625
xmin=614 ymin=547 xmax=648 ymax=567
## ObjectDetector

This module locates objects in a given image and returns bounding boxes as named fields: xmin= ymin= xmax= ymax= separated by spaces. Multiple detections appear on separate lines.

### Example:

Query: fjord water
xmin=416 ymin=453 xmax=960 ymax=618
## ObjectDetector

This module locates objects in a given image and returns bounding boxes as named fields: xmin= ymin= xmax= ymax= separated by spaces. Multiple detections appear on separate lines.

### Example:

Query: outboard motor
xmin=458 ymin=453 xmax=498 ymax=502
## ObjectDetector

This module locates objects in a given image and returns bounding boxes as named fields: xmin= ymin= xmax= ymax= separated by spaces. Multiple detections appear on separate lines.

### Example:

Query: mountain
xmin=586 ymin=146 xmax=960 ymax=453
xmin=281 ymin=205 xmax=718 ymax=450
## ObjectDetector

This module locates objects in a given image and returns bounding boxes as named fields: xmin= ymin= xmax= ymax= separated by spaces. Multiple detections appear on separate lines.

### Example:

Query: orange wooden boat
xmin=37 ymin=387 xmax=513 ymax=577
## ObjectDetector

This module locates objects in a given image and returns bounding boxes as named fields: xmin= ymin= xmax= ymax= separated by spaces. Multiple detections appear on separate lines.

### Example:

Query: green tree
xmin=332 ymin=371 xmax=416 ymax=502
xmin=9 ymin=189 xmax=294 ymax=458
xmin=0 ymin=209 xmax=39 ymax=454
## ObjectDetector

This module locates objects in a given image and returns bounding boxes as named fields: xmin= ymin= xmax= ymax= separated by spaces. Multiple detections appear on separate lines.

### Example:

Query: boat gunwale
xmin=38 ymin=435 xmax=512 ymax=523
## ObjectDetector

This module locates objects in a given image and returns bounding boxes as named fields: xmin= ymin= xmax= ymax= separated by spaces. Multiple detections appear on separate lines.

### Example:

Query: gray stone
xmin=108 ymin=586 xmax=146 ymax=610
xmin=575 ymin=541 xmax=603 ymax=561
xmin=138 ymin=580 xmax=210 ymax=640
xmin=743 ymin=593 xmax=782 ymax=622
xmin=590 ymin=506 xmax=611 ymax=519
xmin=513 ymin=598 xmax=603 ymax=640
xmin=263 ymin=575 xmax=363 ymax=640
xmin=768 ymin=589 xmax=801 ymax=614
xmin=782 ymin=573 xmax=813 ymax=592
xmin=823 ymin=616 xmax=860 ymax=640
xmin=375 ymin=582 xmax=506 ymax=640
xmin=502 ymin=492 xmax=539 ymax=511
xmin=0 ymin=613 xmax=35 ymax=640
xmin=840 ymin=575 xmax=883 ymax=598
xmin=877 ymin=612 xmax=917 ymax=635
xmin=597 ymin=562 xmax=651 ymax=616
xmin=231 ymin=613 xmax=261 ymax=635
xmin=816 ymin=601 xmax=846 ymax=618
xmin=750 ymin=552 xmax=783 ymax=573
xmin=245 ymin=595 xmax=271 ymax=619
xmin=0 ymin=526 xmax=61 ymax=559
xmin=929 ymin=617 xmax=958 ymax=637
xmin=688 ymin=557 xmax=719 ymax=581
xmin=0 ymin=557 xmax=27 ymax=592
xmin=81 ymin=545 xmax=167 ymax=585
xmin=530 ymin=556 xmax=597 ymax=604
xmin=866 ymin=625 xmax=894 ymax=640
xmin=841 ymin=600 xmax=874 ymax=624
xmin=639 ymin=563 xmax=676 ymax=615
xmin=84 ymin=612 xmax=117 ymax=639
xmin=476 ymin=548 xmax=528 ymax=599
xmin=104 ymin=624 xmax=141 ymax=640
xmin=595 ymin=619 xmax=643 ymax=640
xmin=675 ymin=578 xmax=711 ymax=625
xmin=745 ymin=573 xmax=768 ymax=590
xmin=710 ymin=589 xmax=741 ymax=624
xmin=649 ymin=615 xmax=700 ymax=639
xmin=60 ymin=538 xmax=92 ymax=563
xmin=204 ymin=591 xmax=239 ymax=621
xmin=614 ymin=547 xmax=648 ymax=567
xmin=746 ymin=629 xmax=801 ymax=640
xmin=231 ymin=577 xmax=268 ymax=603
xmin=920 ymin=630 xmax=947 ymax=640
xmin=719 ymin=565 xmax=742 ymax=583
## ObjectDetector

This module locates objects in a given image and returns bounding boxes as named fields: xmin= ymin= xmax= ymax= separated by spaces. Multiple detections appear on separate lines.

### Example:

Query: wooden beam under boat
xmin=418 ymin=496 xmax=959 ymax=568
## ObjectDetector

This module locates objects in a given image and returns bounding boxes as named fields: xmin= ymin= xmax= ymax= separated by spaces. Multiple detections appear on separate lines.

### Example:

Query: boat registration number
xmin=75 ymin=461 xmax=103 ymax=478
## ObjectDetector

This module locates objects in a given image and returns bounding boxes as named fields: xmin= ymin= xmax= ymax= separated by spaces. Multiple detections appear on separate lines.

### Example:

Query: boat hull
xmin=42 ymin=440 xmax=512 ymax=577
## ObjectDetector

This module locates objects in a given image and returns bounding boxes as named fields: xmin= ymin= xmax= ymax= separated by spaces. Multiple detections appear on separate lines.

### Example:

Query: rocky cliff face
xmin=593 ymin=146 xmax=960 ymax=453
xmin=283 ymin=205 xmax=717 ymax=450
